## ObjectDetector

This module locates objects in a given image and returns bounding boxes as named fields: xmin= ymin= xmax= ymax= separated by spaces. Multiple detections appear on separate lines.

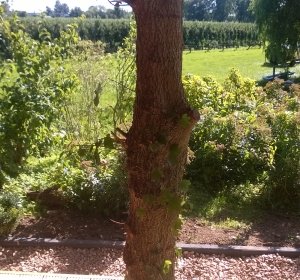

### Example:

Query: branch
xmin=187 ymin=109 xmax=200 ymax=126
xmin=110 ymin=219 xmax=125 ymax=225
xmin=111 ymin=131 xmax=128 ymax=149
xmin=116 ymin=127 xmax=128 ymax=138
xmin=108 ymin=78 xmax=135 ymax=93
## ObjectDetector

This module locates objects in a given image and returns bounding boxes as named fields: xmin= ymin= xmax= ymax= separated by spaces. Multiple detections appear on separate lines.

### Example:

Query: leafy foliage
xmin=49 ymin=145 xmax=128 ymax=216
xmin=0 ymin=191 xmax=23 ymax=236
xmin=183 ymin=0 xmax=254 ymax=22
xmin=184 ymin=69 xmax=300 ymax=211
xmin=0 ymin=9 xmax=80 ymax=185
xmin=111 ymin=17 xmax=136 ymax=128
xmin=62 ymin=41 xmax=113 ymax=144
xmin=250 ymin=0 xmax=300 ymax=65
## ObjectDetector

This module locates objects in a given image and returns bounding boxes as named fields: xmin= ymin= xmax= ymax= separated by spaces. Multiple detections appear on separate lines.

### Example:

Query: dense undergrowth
xmin=0 ymin=10 xmax=299 ymax=235
xmin=183 ymin=71 xmax=300 ymax=221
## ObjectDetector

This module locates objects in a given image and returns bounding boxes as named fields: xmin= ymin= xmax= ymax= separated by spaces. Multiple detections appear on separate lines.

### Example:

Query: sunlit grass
xmin=182 ymin=47 xmax=300 ymax=84
xmin=184 ymin=183 xmax=265 ymax=229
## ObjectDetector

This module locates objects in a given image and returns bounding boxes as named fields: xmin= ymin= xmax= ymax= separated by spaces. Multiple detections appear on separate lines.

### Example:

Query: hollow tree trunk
xmin=123 ymin=0 xmax=199 ymax=279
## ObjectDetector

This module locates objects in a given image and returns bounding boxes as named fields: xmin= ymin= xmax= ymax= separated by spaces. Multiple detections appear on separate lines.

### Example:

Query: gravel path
xmin=1 ymin=246 xmax=300 ymax=279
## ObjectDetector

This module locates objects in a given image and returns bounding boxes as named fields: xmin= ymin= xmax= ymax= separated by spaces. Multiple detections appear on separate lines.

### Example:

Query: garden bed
xmin=8 ymin=209 xmax=300 ymax=248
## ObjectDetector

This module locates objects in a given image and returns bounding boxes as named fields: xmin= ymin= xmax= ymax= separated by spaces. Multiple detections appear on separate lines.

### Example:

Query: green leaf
xmin=155 ymin=131 xmax=167 ymax=145
xmin=178 ymin=113 xmax=191 ymax=127
xmin=158 ymin=188 xmax=182 ymax=214
xmin=93 ymin=91 xmax=99 ymax=107
xmin=167 ymin=144 xmax=181 ymax=166
xmin=103 ymin=134 xmax=114 ymax=149
xmin=167 ymin=195 xmax=182 ymax=214
xmin=172 ymin=218 xmax=183 ymax=236
xmin=162 ymin=260 xmax=172 ymax=275
xmin=175 ymin=248 xmax=182 ymax=257
xmin=142 ymin=194 xmax=156 ymax=207
xmin=94 ymin=82 xmax=102 ymax=107
xmin=95 ymin=82 xmax=103 ymax=95
xmin=178 ymin=179 xmax=191 ymax=193
xmin=151 ymin=169 xmax=163 ymax=181
xmin=116 ymin=110 xmax=125 ymax=119
xmin=158 ymin=188 xmax=172 ymax=206
xmin=136 ymin=207 xmax=146 ymax=220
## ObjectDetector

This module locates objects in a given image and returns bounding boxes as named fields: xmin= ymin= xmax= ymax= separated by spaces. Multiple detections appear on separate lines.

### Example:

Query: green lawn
xmin=182 ymin=47 xmax=300 ymax=84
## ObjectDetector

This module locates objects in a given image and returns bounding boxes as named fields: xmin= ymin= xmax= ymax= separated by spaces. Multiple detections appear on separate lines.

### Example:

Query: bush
xmin=49 ymin=144 xmax=128 ymax=216
xmin=0 ymin=13 xmax=80 ymax=185
xmin=184 ymin=70 xmax=300 ymax=212
xmin=184 ymin=70 xmax=272 ymax=192
xmin=0 ymin=191 xmax=23 ymax=235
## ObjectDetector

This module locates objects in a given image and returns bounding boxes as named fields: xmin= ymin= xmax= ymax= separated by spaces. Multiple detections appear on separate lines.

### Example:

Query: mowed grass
xmin=182 ymin=47 xmax=300 ymax=84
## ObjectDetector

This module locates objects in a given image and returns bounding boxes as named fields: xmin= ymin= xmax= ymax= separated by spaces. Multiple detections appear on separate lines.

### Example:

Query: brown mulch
xmin=9 ymin=209 xmax=300 ymax=248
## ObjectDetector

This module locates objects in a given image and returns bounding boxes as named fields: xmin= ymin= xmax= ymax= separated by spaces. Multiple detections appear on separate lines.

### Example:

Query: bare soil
xmin=9 ymin=209 xmax=300 ymax=248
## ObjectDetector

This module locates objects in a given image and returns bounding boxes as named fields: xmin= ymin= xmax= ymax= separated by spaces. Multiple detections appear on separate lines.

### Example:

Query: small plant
xmin=110 ymin=16 xmax=136 ymax=129
xmin=0 ymin=191 xmax=23 ymax=236
xmin=49 ymin=145 xmax=128 ymax=216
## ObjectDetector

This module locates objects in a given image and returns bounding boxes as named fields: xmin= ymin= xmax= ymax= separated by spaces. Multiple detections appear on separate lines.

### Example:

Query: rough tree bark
xmin=120 ymin=0 xmax=200 ymax=279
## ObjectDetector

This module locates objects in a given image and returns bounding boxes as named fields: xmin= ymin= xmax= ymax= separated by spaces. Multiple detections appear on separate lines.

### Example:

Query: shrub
xmin=184 ymin=70 xmax=300 ymax=212
xmin=49 ymin=144 xmax=128 ymax=216
xmin=184 ymin=69 xmax=272 ymax=192
xmin=0 ymin=191 xmax=23 ymax=235
xmin=0 ymin=12 xmax=80 ymax=185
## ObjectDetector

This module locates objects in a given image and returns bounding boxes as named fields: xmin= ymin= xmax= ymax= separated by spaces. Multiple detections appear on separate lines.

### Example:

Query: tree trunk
xmin=124 ymin=0 xmax=199 ymax=279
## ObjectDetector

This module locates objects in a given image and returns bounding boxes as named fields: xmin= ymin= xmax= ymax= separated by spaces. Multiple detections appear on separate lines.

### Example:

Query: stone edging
xmin=0 ymin=238 xmax=300 ymax=258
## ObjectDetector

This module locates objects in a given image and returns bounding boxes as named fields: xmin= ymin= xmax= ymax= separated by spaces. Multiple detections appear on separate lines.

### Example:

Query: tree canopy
xmin=69 ymin=7 xmax=83 ymax=18
xmin=53 ymin=0 xmax=69 ymax=16
xmin=251 ymin=0 xmax=300 ymax=64
xmin=183 ymin=0 xmax=254 ymax=22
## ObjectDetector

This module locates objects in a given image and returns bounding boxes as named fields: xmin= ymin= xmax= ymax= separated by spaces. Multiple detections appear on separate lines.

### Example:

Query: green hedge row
xmin=183 ymin=21 xmax=260 ymax=50
xmin=16 ymin=18 xmax=130 ymax=53
xmin=5 ymin=18 xmax=259 ymax=53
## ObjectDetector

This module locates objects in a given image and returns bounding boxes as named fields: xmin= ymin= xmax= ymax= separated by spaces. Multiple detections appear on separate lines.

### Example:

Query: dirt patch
xmin=7 ymin=209 xmax=300 ymax=247
xmin=179 ymin=216 xmax=300 ymax=247
xmin=10 ymin=210 xmax=125 ymax=241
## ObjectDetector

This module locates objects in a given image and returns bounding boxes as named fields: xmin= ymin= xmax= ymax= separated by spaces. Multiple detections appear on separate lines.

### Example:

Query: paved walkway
xmin=0 ymin=271 xmax=123 ymax=279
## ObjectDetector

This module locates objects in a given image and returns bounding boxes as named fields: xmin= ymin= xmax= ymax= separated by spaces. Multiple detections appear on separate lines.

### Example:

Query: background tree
xmin=16 ymin=11 xmax=27 ymax=17
xmin=69 ymin=7 xmax=83 ymax=18
xmin=235 ymin=0 xmax=254 ymax=22
xmin=251 ymin=0 xmax=300 ymax=65
xmin=54 ymin=0 xmax=69 ymax=16
xmin=1 ymin=0 xmax=9 ymax=14
xmin=45 ymin=6 xmax=53 ymax=16
xmin=110 ymin=0 xmax=199 ymax=279
xmin=214 ymin=0 xmax=236 ymax=21
xmin=61 ymin=3 xmax=69 ymax=14
xmin=106 ymin=7 xmax=130 ymax=18
xmin=183 ymin=0 xmax=216 ymax=21
xmin=85 ymin=5 xmax=107 ymax=18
